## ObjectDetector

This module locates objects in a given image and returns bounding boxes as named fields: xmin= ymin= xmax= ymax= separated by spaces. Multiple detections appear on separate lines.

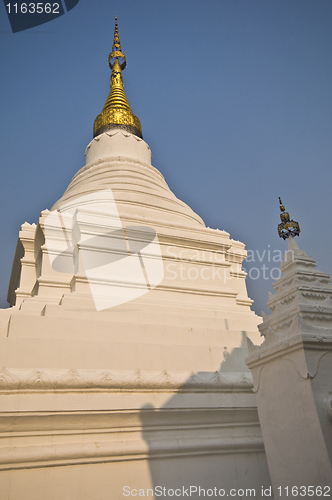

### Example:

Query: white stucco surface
xmin=0 ymin=131 xmax=270 ymax=499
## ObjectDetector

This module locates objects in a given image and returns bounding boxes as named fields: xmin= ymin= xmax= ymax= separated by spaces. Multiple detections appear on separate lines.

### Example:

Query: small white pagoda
xmin=246 ymin=200 xmax=332 ymax=494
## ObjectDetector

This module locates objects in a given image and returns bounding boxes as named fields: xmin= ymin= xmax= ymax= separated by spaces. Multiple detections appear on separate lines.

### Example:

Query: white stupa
xmin=246 ymin=201 xmax=332 ymax=491
xmin=0 ymin=19 xmax=269 ymax=499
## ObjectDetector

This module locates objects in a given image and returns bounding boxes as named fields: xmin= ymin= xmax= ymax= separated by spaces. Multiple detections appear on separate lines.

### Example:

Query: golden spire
xmin=93 ymin=17 xmax=143 ymax=139
xmin=278 ymin=197 xmax=300 ymax=240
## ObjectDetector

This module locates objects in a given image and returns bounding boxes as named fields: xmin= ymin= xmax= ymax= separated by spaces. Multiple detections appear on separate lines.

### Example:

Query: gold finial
xmin=108 ymin=16 xmax=127 ymax=71
xmin=278 ymin=197 xmax=300 ymax=240
xmin=93 ymin=17 xmax=142 ymax=138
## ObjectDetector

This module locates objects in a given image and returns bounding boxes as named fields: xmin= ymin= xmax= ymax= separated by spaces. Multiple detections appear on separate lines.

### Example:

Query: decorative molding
xmin=72 ymin=156 xmax=165 ymax=183
xmin=0 ymin=434 xmax=264 ymax=471
xmin=248 ymin=313 xmax=332 ymax=364
xmin=0 ymin=369 xmax=261 ymax=471
xmin=0 ymin=368 xmax=253 ymax=393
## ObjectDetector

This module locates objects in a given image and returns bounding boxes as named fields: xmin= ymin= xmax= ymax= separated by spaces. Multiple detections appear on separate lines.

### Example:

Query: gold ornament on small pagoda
xmin=277 ymin=197 xmax=300 ymax=240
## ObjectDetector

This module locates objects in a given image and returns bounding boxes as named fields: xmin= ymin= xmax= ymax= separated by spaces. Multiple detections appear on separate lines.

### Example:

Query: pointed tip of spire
xmin=279 ymin=197 xmax=286 ymax=213
xmin=108 ymin=16 xmax=127 ymax=70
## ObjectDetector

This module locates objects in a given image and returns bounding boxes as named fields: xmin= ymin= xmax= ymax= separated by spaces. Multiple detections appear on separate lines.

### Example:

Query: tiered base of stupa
xmin=0 ymin=132 xmax=271 ymax=499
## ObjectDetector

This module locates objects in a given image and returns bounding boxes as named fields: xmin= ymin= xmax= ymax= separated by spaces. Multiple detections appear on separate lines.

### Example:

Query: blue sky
xmin=1 ymin=0 xmax=331 ymax=315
